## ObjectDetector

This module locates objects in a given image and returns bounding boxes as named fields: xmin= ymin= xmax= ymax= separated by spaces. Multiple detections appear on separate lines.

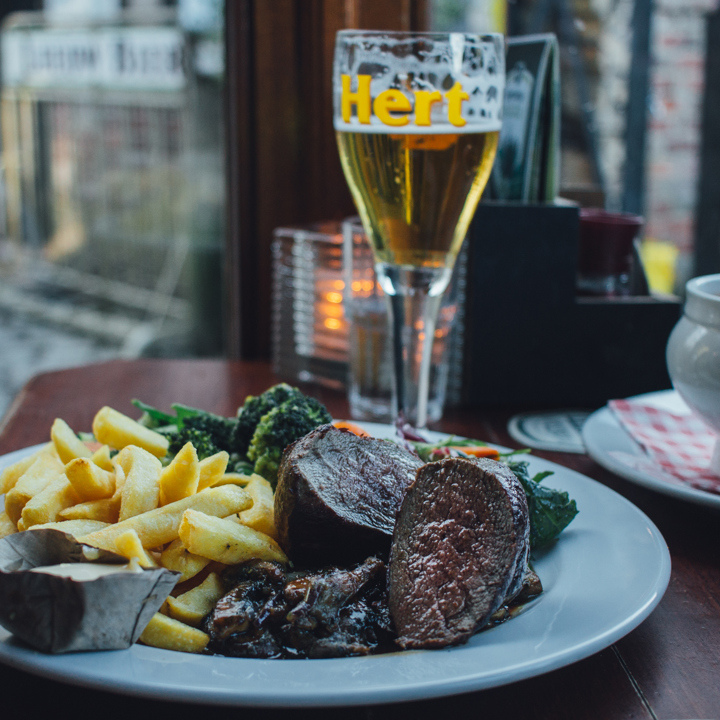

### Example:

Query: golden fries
xmin=139 ymin=613 xmax=209 ymax=653
xmin=65 ymin=458 xmax=115 ymax=501
xmin=51 ymin=418 xmax=93 ymax=464
xmin=116 ymin=446 xmax=162 ymax=521
xmin=209 ymin=472 xmax=251 ymax=488
xmin=159 ymin=442 xmax=199 ymax=505
xmin=90 ymin=445 xmax=114 ymax=472
xmin=0 ymin=402 xmax=294 ymax=657
xmin=0 ymin=455 xmax=37 ymax=495
xmin=4 ymin=453 xmax=65 ymax=525
xmin=0 ymin=511 xmax=17 ymax=539
xmin=111 ymin=458 xmax=126 ymax=497
xmin=78 ymin=485 xmax=252 ymax=552
xmin=59 ymin=456 xmax=126 ymax=523
xmin=21 ymin=474 xmax=80 ymax=528
xmin=114 ymin=529 xmax=158 ymax=568
xmin=233 ymin=473 xmax=278 ymax=540
xmin=92 ymin=406 xmax=169 ymax=458
xmin=197 ymin=452 xmax=230 ymax=491
xmin=30 ymin=519 xmax=110 ymax=537
xmin=179 ymin=510 xmax=288 ymax=565
xmin=58 ymin=495 xmax=121 ymax=524
xmin=166 ymin=572 xmax=224 ymax=627
xmin=0 ymin=444 xmax=53 ymax=494
xmin=159 ymin=538 xmax=210 ymax=582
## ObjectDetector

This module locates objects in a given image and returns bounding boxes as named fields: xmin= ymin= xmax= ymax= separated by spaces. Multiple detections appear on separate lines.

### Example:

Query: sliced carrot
xmin=333 ymin=421 xmax=371 ymax=438
xmin=448 ymin=445 xmax=500 ymax=459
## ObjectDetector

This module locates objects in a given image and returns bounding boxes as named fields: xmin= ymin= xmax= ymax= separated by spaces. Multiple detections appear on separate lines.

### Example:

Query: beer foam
xmin=334 ymin=31 xmax=504 ymax=134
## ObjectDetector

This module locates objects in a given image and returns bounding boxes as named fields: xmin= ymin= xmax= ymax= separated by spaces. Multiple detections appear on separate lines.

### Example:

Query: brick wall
xmin=645 ymin=0 xmax=718 ymax=258
xmin=591 ymin=0 xmax=717 ymax=267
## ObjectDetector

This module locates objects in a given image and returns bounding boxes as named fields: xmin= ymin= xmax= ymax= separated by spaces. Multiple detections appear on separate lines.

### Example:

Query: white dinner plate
xmin=0 ymin=426 xmax=671 ymax=707
xmin=582 ymin=390 xmax=720 ymax=511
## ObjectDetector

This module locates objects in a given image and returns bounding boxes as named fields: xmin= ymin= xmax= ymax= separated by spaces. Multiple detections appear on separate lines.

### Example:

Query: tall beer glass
xmin=334 ymin=31 xmax=505 ymax=427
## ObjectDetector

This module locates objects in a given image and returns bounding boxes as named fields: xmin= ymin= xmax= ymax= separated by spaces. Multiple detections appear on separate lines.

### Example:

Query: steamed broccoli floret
xmin=168 ymin=426 xmax=220 ymax=460
xmin=234 ymin=383 xmax=305 ymax=456
xmin=134 ymin=389 xmax=328 ymax=476
xmin=247 ymin=396 xmax=332 ymax=487
xmin=164 ymin=406 xmax=238 ymax=460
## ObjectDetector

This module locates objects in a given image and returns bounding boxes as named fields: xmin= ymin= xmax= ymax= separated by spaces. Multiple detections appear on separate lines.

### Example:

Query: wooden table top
xmin=0 ymin=358 xmax=718 ymax=720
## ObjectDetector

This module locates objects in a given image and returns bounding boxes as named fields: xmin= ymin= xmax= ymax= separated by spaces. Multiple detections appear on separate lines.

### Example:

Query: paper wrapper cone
xmin=0 ymin=529 xmax=178 ymax=653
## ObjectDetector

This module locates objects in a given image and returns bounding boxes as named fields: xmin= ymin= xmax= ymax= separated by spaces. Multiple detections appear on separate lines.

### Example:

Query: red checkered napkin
xmin=608 ymin=399 xmax=720 ymax=495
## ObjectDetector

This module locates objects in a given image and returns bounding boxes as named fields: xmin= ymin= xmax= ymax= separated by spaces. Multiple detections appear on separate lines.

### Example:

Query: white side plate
xmin=582 ymin=390 xmax=720 ymax=510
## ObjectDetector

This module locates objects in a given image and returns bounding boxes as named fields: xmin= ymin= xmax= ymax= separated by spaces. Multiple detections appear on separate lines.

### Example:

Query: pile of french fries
xmin=0 ymin=406 xmax=287 ymax=654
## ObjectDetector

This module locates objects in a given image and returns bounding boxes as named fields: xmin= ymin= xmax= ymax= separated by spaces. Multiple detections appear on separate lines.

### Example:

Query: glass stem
xmin=379 ymin=264 xmax=451 ymax=429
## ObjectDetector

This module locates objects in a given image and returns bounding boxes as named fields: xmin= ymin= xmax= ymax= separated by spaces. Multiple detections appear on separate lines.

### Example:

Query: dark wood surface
xmin=0 ymin=359 xmax=718 ymax=720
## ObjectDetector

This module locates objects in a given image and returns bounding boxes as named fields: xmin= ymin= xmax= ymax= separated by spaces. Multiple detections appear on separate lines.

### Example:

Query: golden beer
xmin=333 ymin=30 xmax=504 ymax=426
xmin=336 ymin=130 xmax=499 ymax=269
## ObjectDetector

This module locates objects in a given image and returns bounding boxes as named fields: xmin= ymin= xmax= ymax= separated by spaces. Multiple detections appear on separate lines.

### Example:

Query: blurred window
xmin=0 ymin=0 xmax=225 ymax=360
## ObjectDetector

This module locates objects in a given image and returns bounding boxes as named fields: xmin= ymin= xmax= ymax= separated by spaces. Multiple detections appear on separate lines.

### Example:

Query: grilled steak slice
xmin=388 ymin=457 xmax=530 ymax=650
xmin=274 ymin=424 xmax=423 ymax=564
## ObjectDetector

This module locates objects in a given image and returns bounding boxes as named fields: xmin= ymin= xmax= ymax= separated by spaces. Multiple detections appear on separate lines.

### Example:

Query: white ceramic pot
xmin=666 ymin=273 xmax=720 ymax=474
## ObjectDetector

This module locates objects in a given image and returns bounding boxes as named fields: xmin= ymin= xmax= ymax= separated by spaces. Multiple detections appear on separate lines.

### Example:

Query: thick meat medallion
xmin=388 ymin=457 xmax=530 ymax=649
xmin=274 ymin=425 xmax=423 ymax=564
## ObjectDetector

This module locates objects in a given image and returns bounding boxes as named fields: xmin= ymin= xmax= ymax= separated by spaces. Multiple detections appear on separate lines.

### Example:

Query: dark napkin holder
xmin=459 ymin=201 xmax=681 ymax=407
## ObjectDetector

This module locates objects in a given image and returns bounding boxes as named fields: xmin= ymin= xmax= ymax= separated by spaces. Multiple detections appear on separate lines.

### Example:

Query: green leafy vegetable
xmin=170 ymin=405 xmax=238 ymax=455
xmin=133 ymin=387 xmax=332 ymax=481
xmin=247 ymin=395 xmax=332 ymax=488
xmin=410 ymin=436 xmax=532 ymax=463
xmin=410 ymin=436 xmax=487 ymax=462
xmin=131 ymin=399 xmax=176 ymax=429
xmin=506 ymin=460 xmax=578 ymax=549
xmin=131 ymin=400 xmax=240 ymax=460
xmin=235 ymin=384 xmax=307 ymax=457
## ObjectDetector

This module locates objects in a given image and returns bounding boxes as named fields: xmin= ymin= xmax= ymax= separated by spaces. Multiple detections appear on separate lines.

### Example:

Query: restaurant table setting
xmin=582 ymin=272 xmax=720 ymax=511
xmin=0 ymin=358 xmax=718 ymax=719
xmin=0 ymin=26 xmax=718 ymax=720
xmin=587 ymin=392 xmax=720 ymax=498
